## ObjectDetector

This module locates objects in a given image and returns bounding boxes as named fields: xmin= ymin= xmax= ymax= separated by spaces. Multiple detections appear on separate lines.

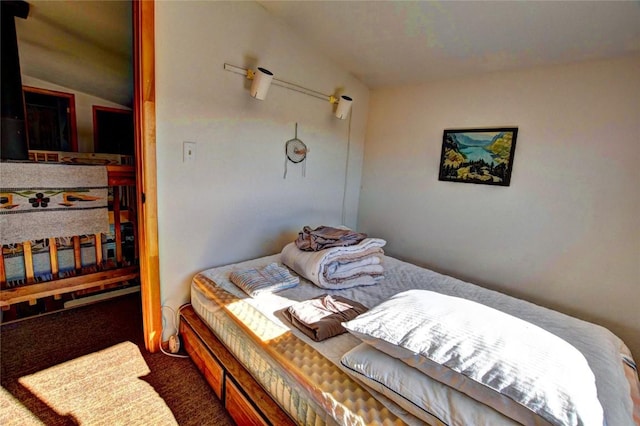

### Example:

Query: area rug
xmin=3 ymin=342 xmax=178 ymax=425
xmin=0 ymin=162 xmax=109 ymax=244
xmin=0 ymin=293 xmax=234 ymax=426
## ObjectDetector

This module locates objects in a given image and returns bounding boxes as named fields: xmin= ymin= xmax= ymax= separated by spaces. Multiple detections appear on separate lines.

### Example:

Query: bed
xmin=179 ymin=252 xmax=640 ymax=426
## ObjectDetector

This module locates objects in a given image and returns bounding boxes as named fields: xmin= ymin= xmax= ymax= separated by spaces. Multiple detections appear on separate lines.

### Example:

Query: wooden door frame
xmin=133 ymin=0 xmax=161 ymax=352
xmin=22 ymin=85 xmax=78 ymax=152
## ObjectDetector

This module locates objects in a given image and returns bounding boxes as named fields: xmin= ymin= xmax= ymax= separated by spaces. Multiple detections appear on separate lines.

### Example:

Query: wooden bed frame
xmin=179 ymin=305 xmax=296 ymax=426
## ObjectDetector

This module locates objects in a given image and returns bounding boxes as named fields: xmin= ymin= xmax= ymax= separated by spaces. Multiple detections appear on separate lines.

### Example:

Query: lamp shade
xmin=250 ymin=67 xmax=274 ymax=100
xmin=335 ymin=95 xmax=353 ymax=119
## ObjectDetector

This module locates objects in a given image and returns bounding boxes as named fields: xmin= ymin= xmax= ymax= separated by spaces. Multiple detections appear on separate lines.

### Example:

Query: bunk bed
xmin=0 ymin=158 xmax=138 ymax=321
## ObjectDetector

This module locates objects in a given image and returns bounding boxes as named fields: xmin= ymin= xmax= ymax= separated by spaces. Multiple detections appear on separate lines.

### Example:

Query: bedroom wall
xmin=359 ymin=56 xmax=640 ymax=357
xmin=155 ymin=1 xmax=369 ymax=327
xmin=21 ymin=75 xmax=131 ymax=153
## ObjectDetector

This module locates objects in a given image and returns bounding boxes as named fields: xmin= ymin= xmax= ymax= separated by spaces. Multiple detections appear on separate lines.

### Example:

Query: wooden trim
xmin=180 ymin=306 xmax=296 ymax=426
xmin=134 ymin=0 xmax=162 ymax=353
xmin=0 ymin=266 xmax=139 ymax=307
xmin=93 ymin=106 xmax=132 ymax=114
xmin=106 ymin=164 xmax=136 ymax=186
xmin=22 ymin=85 xmax=78 ymax=152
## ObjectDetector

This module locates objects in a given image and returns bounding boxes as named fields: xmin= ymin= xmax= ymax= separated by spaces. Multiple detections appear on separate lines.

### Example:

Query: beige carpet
xmin=0 ymin=293 xmax=234 ymax=425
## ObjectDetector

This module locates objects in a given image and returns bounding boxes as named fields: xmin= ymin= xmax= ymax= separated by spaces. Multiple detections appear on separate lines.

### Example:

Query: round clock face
xmin=286 ymin=138 xmax=307 ymax=163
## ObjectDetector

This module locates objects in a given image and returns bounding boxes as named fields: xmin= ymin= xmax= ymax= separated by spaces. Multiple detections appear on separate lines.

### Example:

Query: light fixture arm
xmin=224 ymin=63 xmax=352 ymax=118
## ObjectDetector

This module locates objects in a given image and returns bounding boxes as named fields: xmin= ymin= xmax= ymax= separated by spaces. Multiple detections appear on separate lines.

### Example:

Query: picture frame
xmin=438 ymin=127 xmax=518 ymax=186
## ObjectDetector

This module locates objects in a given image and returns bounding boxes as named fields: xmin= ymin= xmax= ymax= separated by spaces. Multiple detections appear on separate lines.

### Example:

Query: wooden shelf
xmin=0 ymin=266 xmax=139 ymax=307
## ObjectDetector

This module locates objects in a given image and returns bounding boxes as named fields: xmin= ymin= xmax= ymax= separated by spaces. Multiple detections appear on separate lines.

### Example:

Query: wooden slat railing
xmin=0 ymin=165 xmax=139 ymax=308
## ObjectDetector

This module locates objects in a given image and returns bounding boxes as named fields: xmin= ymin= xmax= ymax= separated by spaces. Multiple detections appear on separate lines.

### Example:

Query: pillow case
xmin=341 ymin=342 xmax=520 ymax=426
xmin=342 ymin=289 xmax=603 ymax=426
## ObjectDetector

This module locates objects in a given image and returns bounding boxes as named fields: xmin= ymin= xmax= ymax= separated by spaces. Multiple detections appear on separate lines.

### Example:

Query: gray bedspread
xmin=198 ymin=254 xmax=639 ymax=425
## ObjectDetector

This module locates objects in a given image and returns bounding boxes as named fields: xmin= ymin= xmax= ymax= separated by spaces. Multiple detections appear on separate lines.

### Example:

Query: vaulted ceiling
xmin=13 ymin=1 xmax=640 ymax=107
xmin=15 ymin=0 xmax=132 ymax=107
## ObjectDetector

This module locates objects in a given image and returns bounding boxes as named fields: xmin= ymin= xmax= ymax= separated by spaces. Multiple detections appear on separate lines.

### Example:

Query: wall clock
xmin=284 ymin=123 xmax=308 ymax=178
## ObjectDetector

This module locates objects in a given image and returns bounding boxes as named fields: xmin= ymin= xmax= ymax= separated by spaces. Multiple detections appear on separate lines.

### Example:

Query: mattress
xmin=190 ymin=254 xmax=639 ymax=426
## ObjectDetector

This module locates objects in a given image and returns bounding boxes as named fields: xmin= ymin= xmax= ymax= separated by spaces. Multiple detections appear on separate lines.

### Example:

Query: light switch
xmin=183 ymin=141 xmax=196 ymax=163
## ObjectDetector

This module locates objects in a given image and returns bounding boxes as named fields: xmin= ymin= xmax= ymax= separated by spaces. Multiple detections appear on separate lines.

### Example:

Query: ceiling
xmin=15 ymin=0 xmax=132 ymax=107
xmin=13 ymin=1 xmax=640 ymax=106
xmin=259 ymin=1 xmax=640 ymax=88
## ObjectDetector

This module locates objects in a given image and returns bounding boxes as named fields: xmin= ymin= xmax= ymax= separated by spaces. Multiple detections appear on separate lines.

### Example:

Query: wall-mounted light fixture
xmin=249 ymin=67 xmax=273 ymax=100
xmin=331 ymin=95 xmax=353 ymax=120
xmin=224 ymin=63 xmax=353 ymax=119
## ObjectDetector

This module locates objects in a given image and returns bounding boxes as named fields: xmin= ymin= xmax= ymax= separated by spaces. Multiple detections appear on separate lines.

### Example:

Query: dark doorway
xmin=23 ymin=86 xmax=78 ymax=152
xmin=93 ymin=106 xmax=134 ymax=155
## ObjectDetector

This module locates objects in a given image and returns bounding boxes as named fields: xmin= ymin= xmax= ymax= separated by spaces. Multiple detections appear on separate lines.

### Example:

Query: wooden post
xmin=23 ymin=241 xmax=34 ymax=284
xmin=134 ymin=0 xmax=162 ymax=353
xmin=95 ymin=233 xmax=103 ymax=266
xmin=113 ymin=185 xmax=123 ymax=265
xmin=0 ymin=245 xmax=6 ymax=288
xmin=73 ymin=236 xmax=81 ymax=271
xmin=49 ymin=237 xmax=58 ymax=278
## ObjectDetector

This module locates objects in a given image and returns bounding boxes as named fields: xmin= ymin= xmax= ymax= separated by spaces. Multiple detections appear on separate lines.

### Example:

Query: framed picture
xmin=438 ymin=127 xmax=518 ymax=186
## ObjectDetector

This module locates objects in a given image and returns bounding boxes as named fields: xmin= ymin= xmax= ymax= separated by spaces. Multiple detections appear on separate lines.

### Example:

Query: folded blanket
xmin=281 ymin=238 xmax=386 ymax=289
xmin=284 ymin=294 xmax=368 ymax=341
xmin=229 ymin=263 xmax=299 ymax=297
xmin=295 ymin=225 xmax=367 ymax=251
xmin=322 ymin=247 xmax=384 ymax=282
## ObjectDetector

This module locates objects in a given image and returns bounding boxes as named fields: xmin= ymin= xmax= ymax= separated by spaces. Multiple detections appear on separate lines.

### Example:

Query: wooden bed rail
xmin=0 ymin=165 xmax=139 ymax=310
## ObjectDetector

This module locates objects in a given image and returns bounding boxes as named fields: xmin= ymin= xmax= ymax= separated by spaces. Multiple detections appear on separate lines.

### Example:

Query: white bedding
xmin=342 ymin=290 xmax=603 ymax=425
xmin=196 ymin=254 xmax=639 ymax=426
xmin=280 ymin=238 xmax=385 ymax=289
xmin=341 ymin=342 xmax=518 ymax=425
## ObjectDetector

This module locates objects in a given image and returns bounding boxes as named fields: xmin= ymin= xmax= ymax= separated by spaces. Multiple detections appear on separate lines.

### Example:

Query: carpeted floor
xmin=0 ymin=292 xmax=234 ymax=425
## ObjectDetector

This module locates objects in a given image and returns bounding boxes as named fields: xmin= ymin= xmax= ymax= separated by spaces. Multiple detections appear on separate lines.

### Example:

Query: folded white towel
xmin=229 ymin=262 xmax=299 ymax=297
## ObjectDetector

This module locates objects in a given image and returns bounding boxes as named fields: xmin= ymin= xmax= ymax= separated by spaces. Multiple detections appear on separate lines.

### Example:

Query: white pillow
xmin=341 ymin=343 xmax=520 ymax=426
xmin=342 ymin=289 xmax=604 ymax=426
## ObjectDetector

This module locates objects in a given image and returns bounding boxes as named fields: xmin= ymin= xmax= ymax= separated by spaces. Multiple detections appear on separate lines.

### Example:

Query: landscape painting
xmin=438 ymin=127 xmax=518 ymax=186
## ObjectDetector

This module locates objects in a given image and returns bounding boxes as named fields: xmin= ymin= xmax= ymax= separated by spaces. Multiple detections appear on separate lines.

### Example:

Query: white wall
xmin=21 ymin=75 xmax=131 ymax=153
xmin=155 ymin=1 xmax=369 ymax=330
xmin=359 ymin=56 xmax=640 ymax=357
